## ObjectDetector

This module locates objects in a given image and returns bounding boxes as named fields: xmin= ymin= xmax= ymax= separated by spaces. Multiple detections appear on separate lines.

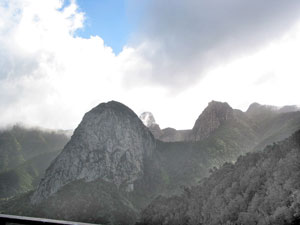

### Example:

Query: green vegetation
xmin=1 ymin=179 xmax=138 ymax=225
xmin=0 ymin=150 xmax=61 ymax=198
xmin=2 ymin=105 xmax=300 ymax=225
xmin=0 ymin=125 xmax=69 ymax=198
xmin=140 ymin=130 xmax=300 ymax=225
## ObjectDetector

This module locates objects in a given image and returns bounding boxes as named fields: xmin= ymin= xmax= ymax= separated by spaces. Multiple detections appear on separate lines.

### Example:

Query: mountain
xmin=139 ymin=130 xmax=300 ymax=225
xmin=190 ymin=101 xmax=235 ymax=141
xmin=139 ymin=112 xmax=157 ymax=127
xmin=139 ymin=112 xmax=162 ymax=139
xmin=2 ymin=100 xmax=300 ymax=225
xmin=246 ymin=102 xmax=299 ymax=117
xmin=0 ymin=125 xmax=70 ymax=173
xmin=0 ymin=126 xmax=69 ymax=198
xmin=141 ymin=102 xmax=300 ymax=146
xmin=3 ymin=101 xmax=155 ymax=224
xmin=244 ymin=103 xmax=300 ymax=151
xmin=0 ymin=150 xmax=61 ymax=199
xmin=0 ymin=132 xmax=24 ymax=173
xmin=32 ymin=101 xmax=156 ymax=204
xmin=278 ymin=105 xmax=299 ymax=113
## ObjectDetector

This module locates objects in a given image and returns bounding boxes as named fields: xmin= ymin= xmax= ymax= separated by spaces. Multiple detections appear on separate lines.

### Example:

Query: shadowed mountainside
xmin=139 ymin=130 xmax=300 ymax=225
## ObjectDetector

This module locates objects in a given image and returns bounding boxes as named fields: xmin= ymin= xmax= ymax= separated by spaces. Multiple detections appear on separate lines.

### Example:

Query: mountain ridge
xmin=31 ymin=101 xmax=156 ymax=204
xmin=1 ymin=100 xmax=300 ymax=225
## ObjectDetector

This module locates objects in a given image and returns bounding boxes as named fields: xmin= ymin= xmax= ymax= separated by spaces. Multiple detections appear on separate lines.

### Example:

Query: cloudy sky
xmin=1 ymin=0 xmax=300 ymax=130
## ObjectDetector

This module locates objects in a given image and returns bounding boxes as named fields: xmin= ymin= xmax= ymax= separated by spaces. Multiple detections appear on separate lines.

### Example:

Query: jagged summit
xmin=139 ymin=112 xmax=162 ymax=139
xmin=31 ymin=101 xmax=156 ymax=204
xmin=190 ymin=101 xmax=234 ymax=141
xmin=139 ymin=112 xmax=156 ymax=127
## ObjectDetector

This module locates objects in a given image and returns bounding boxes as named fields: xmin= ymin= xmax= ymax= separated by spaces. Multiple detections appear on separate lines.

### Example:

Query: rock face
xmin=31 ymin=101 xmax=156 ymax=204
xmin=139 ymin=112 xmax=162 ymax=139
xmin=190 ymin=101 xmax=234 ymax=141
xmin=139 ymin=112 xmax=156 ymax=127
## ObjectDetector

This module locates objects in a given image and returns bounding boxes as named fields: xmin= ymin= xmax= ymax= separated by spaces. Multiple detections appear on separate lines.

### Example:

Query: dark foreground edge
xmin=0 ymin=214 xmax=99 ymax=225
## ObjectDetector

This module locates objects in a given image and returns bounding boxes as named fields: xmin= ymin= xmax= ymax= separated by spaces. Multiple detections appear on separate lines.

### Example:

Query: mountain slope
xmin=0 ymin=126 xmax=69 ymax=199
xmin=0 ymin=132 xmax=24 ymax=172
xmin=0 ymin=150 xmax=61 ymax=199
xmin=0 ymin=126 xmax=69 ymax=173
xmin=0 ymin=101 xmax=156 ymax=224
xmin=2 ymin=100 xmax=300 ymax=225
xmin=140 ymin=130 xmax=300 ymax=225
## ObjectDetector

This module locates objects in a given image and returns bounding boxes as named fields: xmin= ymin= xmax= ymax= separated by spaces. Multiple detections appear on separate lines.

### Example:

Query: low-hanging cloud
xmin=126 ymin=0 xmax=300 ymax=89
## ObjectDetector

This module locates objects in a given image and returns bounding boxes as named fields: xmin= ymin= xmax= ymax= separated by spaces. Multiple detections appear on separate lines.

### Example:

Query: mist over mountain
xmin=0 ymin=126 xmax=70 ymax=198
xmin=1 ymin=100 xmax=300 ymax=225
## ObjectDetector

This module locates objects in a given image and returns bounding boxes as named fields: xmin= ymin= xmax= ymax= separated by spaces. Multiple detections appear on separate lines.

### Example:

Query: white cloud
xmin=0 ymin=0 xmax=123 ymax=129
xmin=0 ymin=0 xmax=300 ymax=130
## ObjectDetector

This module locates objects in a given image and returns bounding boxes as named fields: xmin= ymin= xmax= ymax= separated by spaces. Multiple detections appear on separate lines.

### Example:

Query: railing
xmin=0 ymin=214 xmax=98 ymax=225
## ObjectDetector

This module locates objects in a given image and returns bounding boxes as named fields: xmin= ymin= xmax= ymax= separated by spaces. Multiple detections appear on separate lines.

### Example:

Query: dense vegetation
xmin=140 ymin=130 xmax=300 ymax=225
xmin=0 ymin=125 xmax=69 ymax=198
xmin=2 ymin=179 xmax=138 ymax=225
xmin=0 ymin=150 xmax=61 ymax=198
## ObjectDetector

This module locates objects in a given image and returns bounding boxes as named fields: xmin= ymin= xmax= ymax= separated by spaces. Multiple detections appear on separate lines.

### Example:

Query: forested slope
xmin=140 ymin=130 xmax=300 ymax=225
xmin=0 ymin=126 xmax=69 ymax=198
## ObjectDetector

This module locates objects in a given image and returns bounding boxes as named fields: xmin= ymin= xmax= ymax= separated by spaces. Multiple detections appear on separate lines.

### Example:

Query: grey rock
xmin=139 ymin=112 xmax=163 ymax=139
xmin=190 ymin=101 xmax=234 ymax=141
xmin=31 ymin=101 xmax=156 ymax=204
xmin=139 ymin=112 xmax=157 ymax=127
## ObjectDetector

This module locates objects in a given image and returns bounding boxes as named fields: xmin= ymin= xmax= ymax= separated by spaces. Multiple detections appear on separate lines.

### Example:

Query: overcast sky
xmin=1 ymin=0 xmax=300 ymax=130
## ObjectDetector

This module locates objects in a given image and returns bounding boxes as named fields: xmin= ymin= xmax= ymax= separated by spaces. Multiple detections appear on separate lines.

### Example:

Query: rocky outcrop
xmin=31 ymin=101 xmax=156 ymax=204
xmin=139 ymin=112 xmax=162 ymax=139
xmin=190 ymin=101 xmax=234 ymax=141
xmin=139 ymin=112 xmax=156 ymax=127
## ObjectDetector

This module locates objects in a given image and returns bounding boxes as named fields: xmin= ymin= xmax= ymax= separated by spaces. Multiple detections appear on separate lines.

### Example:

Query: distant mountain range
xmin=1 ymin=100 xmax=300 ymax=225
xmin=139 ymin=101 xmax=300 ymax=144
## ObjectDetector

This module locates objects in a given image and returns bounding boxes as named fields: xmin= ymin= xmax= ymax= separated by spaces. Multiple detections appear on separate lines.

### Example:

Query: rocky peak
xmin=139 ymin=112 xmax=156 ymax=127
xmin=31 ymin=101 xmax=156 ymax=204
xmin=139 ymin=112 xmax=162 ymax=139
xmin=191 ymin=101 xmax=234 ymax=141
